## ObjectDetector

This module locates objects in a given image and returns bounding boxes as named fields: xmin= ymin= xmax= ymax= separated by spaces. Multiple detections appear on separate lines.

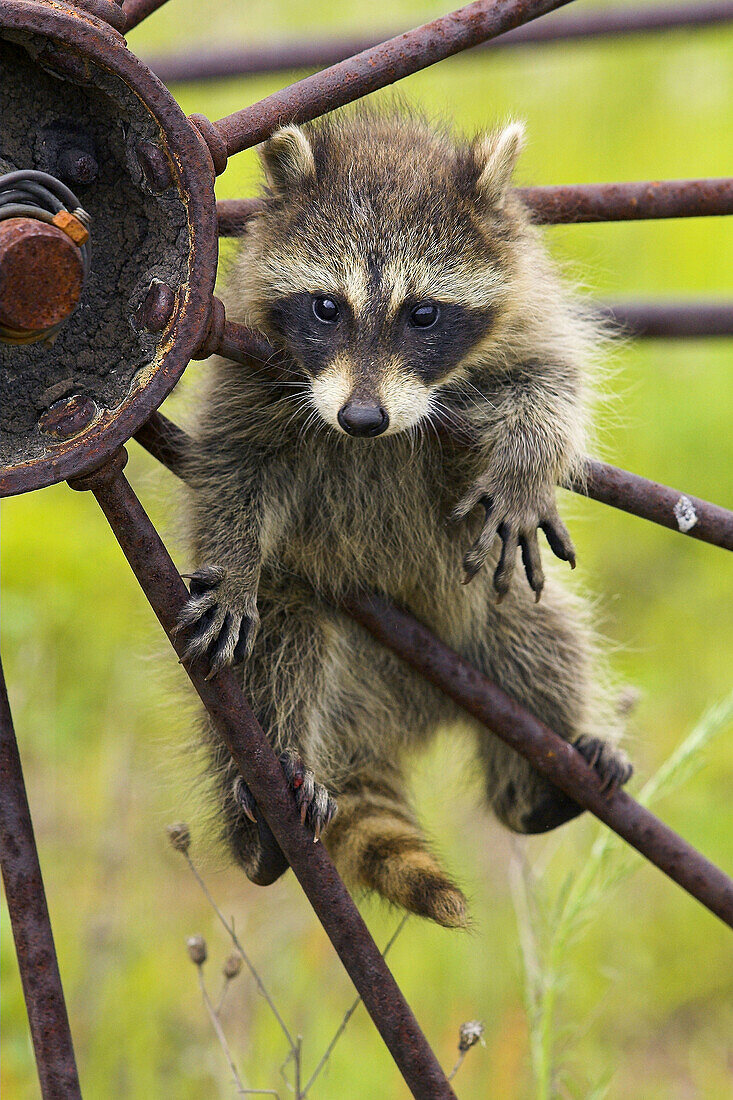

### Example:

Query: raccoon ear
xmin=473 ymin=122 xmax=525 ymax=212
xmin=260 ymin=125 xmax=316 ymax=196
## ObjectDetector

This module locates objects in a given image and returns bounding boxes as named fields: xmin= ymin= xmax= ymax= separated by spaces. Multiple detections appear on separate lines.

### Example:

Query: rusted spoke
xmin=523 ymin=178 xmax=733 ymax=224
xmin=68 ymin=452 xmax=457 ymax=1100
xmin=568 ymin=461 xmax=733 ymax=551
xmin=217 ymin=178 xmax=733 ymax=236
xmin=602 ymin=301 xmax=733 ymax=338
xmin=0 ymin=656 xmax=82 ymax=1100
xmin=212 ymin=0 xmax=577 ymax=159
xmin=122 ymin=0 xmax=172 ymax=32
xmin=149 ymin=0 xmax=733 ymax=85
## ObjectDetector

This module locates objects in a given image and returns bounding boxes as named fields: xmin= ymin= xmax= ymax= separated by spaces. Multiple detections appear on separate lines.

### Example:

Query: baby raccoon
xmin=179 ymin=108 xmax=632 ymax=928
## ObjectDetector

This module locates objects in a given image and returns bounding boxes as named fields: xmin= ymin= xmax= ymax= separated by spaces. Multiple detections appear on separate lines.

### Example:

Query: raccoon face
xmin=267 ymin=287 xmax=494 ymax=437
xmin=244 ymin=114 xmax=526 ymax=437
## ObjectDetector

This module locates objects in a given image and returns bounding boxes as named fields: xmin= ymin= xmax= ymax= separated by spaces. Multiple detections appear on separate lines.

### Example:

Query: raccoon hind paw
xmin=234 ymin=751 xmax=338 ymax=842
xmin=574 ymin=734 xmax=633 ymax=794
xmin=494 ymin=734 xmax=633 ymax=835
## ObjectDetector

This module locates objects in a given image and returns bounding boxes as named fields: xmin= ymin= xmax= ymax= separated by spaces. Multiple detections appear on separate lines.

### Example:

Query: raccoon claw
xmin=456 ymin=490 xmax=575 ymax=598
xmin=540 ymin=514 xmax=576 ymax=570
xmin=519 ymin=530 xmax=545 ymax=602
xmin=574 ymin=735 xmax=633 ymax=795
xmin=175 ymin=566 xmax=259 ymax=676
xmin=279 ymin=750 xmax=338 ymax=840
xmin=233 ymin=775 xmax=258 ymax=822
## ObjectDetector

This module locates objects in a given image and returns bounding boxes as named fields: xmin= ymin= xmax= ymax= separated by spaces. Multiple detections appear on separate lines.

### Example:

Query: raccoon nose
xmin=337 ymin=401 xmax=389 ymax=437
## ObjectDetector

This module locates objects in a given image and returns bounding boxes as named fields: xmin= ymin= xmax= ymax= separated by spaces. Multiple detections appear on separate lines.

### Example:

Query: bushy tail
xmin=325 ymin=772 xmax=467 ymax=928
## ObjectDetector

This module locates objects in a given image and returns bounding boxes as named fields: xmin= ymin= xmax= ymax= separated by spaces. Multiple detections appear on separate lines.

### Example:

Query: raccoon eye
xmin=312 ymin=296 xmax=340 ymax=324
xmin=409 ymin=301 xmax=440 ymax=329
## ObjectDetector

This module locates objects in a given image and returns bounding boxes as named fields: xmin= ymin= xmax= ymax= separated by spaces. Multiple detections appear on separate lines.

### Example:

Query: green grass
xmin=2 ymin=3 xmax=732 ymax=1097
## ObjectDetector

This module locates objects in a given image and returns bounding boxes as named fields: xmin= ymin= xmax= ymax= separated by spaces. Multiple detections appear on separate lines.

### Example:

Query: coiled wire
xmin=0 ymin=169 xmax=92 ymax=343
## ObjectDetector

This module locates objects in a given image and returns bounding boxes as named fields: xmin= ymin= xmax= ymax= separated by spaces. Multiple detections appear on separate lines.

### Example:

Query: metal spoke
xmin=0 ymin=657 xmax=82 ymax=1100
xmin=568 ymin=461 xmax=733 ymax=550
xmin=217 ymin=178 xmax=733 ymax=235
xmin=209 ymin=0 xmax=578 ymax=161
xmin=341 ymin=595 xmax=733 ymax=928
xmin=148 ymin=0 xmax=733 ymax=85
xmin=601 ymin=301 xmax=733 ymax=338
xmin=122 ymin=0 xmax=172 ymax=32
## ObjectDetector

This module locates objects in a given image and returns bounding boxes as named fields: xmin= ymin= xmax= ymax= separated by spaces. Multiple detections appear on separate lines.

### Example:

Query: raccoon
xmin=178 ymin=109 xmax=632 ymax=928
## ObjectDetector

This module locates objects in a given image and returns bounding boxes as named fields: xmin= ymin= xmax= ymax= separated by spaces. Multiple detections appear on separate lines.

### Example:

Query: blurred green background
xmin=2 ymin=1 xmax=732 ymax=1096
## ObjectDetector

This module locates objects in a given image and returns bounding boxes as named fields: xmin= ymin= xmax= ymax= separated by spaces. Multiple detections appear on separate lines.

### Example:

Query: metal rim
xmin=0 ymin=0 xmax=218 ymax=496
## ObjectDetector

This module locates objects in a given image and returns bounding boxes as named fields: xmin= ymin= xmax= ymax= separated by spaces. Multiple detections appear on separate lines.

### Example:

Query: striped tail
xmin=325 ymin=772 xmax=468 ymax=929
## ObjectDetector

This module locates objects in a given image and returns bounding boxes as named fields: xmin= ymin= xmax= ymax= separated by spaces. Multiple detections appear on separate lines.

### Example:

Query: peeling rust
xmin=0 ymin=0 xmax=217 ymax=497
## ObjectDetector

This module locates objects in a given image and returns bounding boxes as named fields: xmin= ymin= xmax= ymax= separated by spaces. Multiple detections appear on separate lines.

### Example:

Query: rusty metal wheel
xmin=0 ymin=0 xmax=217 ymax=495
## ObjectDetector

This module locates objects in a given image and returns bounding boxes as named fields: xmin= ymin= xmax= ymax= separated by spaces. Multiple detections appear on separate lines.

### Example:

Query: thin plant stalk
xmin=302 ymin=914 xmax=409 ymax=1095
xmin=197 ymin=965 xmax=249 ymax=1096
xmin=184 ymin=850 xmax=298 ymax=1054
xmin=447 ymin=1051 xmax=466 ymax=1081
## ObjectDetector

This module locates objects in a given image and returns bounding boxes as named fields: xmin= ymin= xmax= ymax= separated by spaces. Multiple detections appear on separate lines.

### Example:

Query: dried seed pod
xmin=166 ymin=822 xmax=191 ymax=854
xmin=186 ymin=935 xmax=207 ymax=966
xmin=222 ymin=953 xmax=242 ymax=980
xmin=458 ymin=1020 xmax=484 ymax=1052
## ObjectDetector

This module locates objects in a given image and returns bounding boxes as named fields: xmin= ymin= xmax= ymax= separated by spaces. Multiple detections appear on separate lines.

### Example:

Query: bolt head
xmin=137 ymin=141 xmax=173 ymax=192
xmin=137 ymin=281 xmax=175 ymax=332
xmin=38 ymin=395 xmax=96 ymax=440
xmin=57 ymin=145 xmax=99 ymax=186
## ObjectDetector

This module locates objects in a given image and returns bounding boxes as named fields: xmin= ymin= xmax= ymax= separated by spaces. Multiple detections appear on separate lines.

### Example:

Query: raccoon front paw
xmin=574 ymin=735 xmax=633 ymax=794
xmin=452 ymin=483 xmax=575 ymax=600
xmin=175 ymin=565 xmax=259 ymax=678
xmin=234 ymin=750 xmax=338 ymax=841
